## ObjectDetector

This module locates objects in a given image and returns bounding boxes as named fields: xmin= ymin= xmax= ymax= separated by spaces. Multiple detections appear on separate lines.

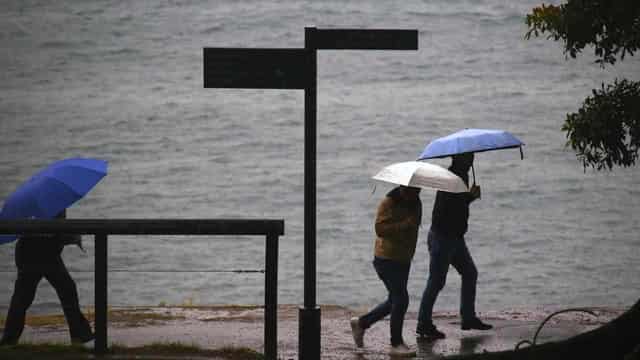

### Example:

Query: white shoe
xmin=81 ymin=339 xmax=95 ymax=349
xmin=350 ymin=317 xmax=365 ymax=348
xmin=389 ymin=343 xmax=416 ymax=357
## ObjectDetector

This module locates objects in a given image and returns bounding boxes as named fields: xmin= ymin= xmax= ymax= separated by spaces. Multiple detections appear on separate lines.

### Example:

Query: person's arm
xmin=55 ymin=233 xmax=85 ymax=252
xmin=467 ymin=184 xmax=481 ymax=204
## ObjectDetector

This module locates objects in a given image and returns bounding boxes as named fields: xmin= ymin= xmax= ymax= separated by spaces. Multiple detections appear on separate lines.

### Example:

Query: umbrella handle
xmin=471 ymin=163 xmax=476 ymax=186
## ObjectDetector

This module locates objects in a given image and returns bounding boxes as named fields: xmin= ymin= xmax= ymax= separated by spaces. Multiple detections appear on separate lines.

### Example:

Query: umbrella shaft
xmin=471 ymin=163 xmax=476 ymax=185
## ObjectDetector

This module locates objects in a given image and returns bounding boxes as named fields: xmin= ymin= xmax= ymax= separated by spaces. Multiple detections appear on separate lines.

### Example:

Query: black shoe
xmin=461 ymin=317 xmax=493 ymax=330
xmin=0 ymin=339 xmax=17 ymax=347
xmin=416 ymin=323 xmax=445 ymax=340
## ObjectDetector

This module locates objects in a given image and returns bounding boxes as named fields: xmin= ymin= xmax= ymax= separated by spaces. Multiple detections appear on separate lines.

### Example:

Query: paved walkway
xmin=15 ymin=304 xmax=620 ymax=359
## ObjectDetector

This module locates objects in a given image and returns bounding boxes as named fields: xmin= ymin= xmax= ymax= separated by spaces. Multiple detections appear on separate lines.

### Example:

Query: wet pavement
xmin=14 ymin=304 xmax=621 ymax=359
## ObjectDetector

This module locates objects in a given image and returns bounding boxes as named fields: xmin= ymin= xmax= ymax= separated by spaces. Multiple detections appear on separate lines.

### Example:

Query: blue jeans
xmin=359 ymin=257 xmax=410 ymax=346
xmin=417 ymin=229 xmax=478 ymax=329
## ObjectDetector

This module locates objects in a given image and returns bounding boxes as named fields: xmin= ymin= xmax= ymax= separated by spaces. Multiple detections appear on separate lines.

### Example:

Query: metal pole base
xmin=298 ymin=306 xmax=321 ymax=360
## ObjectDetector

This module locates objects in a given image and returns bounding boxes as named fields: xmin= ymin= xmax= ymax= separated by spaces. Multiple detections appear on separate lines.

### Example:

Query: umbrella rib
xmin=46 ymin=166 xmax=106 ymax=181
xmin=40 ymin=176 xmax=87 ymax=197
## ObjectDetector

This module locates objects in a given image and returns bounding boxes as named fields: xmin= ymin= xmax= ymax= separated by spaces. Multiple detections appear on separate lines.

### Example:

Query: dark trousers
xmin=359 ymin=257 xmax=410 ymax=346
xmin=417 ymin=229 xmax=478 ymax=328
xmin=1 ymin=256 xmax=93 ymax=345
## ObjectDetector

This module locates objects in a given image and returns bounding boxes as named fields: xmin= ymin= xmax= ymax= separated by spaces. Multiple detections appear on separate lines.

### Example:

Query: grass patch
xmin=112 ymin=342 xmax=264 ymax=359
xmin=157 ymin=304 xmax=263 ymax=311
xmin=1 ymin=313 xmax=68 ymax=327
xmin=0 ymin=308 xmax=185 ymax=328
xmin=0 ymin=304 xmax=268 ymax=328
xmin=99 ymin=308 xmax=186 ymax=327
xmin=0 ymin=342 xmax=264 ymax=359
xmin=0 ymin=343 xmax=90 ymax=360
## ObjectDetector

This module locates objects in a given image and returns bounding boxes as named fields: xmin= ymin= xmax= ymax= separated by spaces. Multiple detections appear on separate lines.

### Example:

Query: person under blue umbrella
xmin=415 ymin=152 xmax=493 ymax=340
xmin=0 ymin=209 xmax=94 ymax=346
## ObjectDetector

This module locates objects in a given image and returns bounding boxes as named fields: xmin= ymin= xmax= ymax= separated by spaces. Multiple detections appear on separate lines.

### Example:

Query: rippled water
xmin=1 ymin=0 xmax=639 ymax=315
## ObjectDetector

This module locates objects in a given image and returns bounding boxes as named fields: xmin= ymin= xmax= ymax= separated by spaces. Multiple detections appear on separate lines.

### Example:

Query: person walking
xmin=350 ymin=185 xmax=422 ymax=357
xmin=415 ymin=152 xmax=492 ymax=340
xmin=0 ymin=210 xmax=94 ymax=346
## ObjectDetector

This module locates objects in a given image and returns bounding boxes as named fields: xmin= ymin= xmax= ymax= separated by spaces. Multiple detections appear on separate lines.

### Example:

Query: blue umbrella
xmin=418 ymin=129 xmax=524 ymax=160
xmin=418 ymin=128 xmax=524 ymax=183
xmin=0 ymin=157 xmax=108 ymax=244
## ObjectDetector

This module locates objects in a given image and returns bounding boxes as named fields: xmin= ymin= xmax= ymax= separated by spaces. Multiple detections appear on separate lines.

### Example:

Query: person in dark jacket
xmin=0 ymin=210 xmax=94 ymax=346
xmin=350 ymin=185 xmax=421 ymax=357
xmin=416 ymin=152 xmax=492 ymax=340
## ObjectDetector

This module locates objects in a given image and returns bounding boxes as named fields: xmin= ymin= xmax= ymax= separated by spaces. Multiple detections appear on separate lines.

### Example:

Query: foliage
xmin=526 ymin=1 xmax=640 ymax=170
xmin=525 ymin=1 xmax=640 ymax=66
xmin=563 ymin=79 xmax=640 ymax=170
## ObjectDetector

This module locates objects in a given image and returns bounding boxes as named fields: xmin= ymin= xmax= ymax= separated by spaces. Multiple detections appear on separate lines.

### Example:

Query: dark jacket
xmin=15 ymin=234 xmax=79 ymax=270
xmin=430 ymin=167 xmax=475 ymax=239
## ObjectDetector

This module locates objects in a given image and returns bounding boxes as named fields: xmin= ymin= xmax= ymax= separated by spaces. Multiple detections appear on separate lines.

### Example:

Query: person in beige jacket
xmin=350 ymin=185 xmax=421 ymax=357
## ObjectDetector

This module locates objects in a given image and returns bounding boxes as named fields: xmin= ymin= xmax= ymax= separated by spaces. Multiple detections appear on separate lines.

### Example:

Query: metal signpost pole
xmin=299 ymin=26 xmax=321 ymax=360
xmin=202 ymin=28 xmax=417 ymax=359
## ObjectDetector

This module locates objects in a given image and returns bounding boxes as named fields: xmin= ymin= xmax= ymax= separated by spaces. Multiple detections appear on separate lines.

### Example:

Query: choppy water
xmin=1 ymin=0 xmax=639 ymax=315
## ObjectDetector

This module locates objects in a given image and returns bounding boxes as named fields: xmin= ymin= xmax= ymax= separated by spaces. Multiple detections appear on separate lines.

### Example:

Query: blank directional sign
xmin=311 ymin=29 xmax=418 ymax=50
xmin=204 ymin=48 xmax=308 ymax=89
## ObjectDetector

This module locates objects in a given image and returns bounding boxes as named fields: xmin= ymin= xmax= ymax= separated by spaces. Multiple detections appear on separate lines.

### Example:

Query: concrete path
xmin=14 ymin=304 xmax=621 ymax=359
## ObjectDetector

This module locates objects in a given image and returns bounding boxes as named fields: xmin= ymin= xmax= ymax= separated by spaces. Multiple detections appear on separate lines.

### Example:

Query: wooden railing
xmin=0 ymin=219 xmax=284 ymax=359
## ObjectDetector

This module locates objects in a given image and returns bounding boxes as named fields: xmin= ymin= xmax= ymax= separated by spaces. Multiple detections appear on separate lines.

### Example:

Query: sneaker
xmin=71 ymin=333 xmax=95 ymax=345
xmin=389 ymin=343 xmax=416 ymax=357
xmin=461 ymin=317 xmax=493 ymax=330
xmin=416 ymin=323 xmax=445 ymax=340
xmin=80 ymin=339 xmax=95 ymax=349
xmin=350 ymin=317 xmax=365 ymax=348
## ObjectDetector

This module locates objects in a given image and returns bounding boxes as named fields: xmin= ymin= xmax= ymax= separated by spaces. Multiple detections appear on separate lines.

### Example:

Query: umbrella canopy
xmin=0 ymin=157 xmax=108 ymax=244
xmin=372 ymin=161 xmax=469 ymax=193
xmin=418 ymin=128 xmax=524 ymax=160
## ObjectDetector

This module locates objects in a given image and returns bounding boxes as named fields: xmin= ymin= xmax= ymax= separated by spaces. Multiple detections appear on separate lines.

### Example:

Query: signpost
xmin=203 ymin=48 xmax=307 ymax=89
xmin=204 ymin=27 xmax=417 ymax=359
xmin=311 ymin=28 xmax=418 ymax=50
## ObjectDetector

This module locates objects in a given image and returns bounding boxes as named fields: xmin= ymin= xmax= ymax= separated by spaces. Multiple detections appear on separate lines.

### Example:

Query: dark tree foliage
xmin=525 ymin=1 xmax=640 ymax=66
xmin=563 ymin=79 xmax=640 ymax=170
xmin=525 ymin=0 xmax=640 ymax=170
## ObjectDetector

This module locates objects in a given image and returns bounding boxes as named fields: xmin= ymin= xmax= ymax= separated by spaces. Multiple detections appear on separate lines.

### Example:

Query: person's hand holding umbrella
xmin=470 ymin=183 xmax=481 ymax=200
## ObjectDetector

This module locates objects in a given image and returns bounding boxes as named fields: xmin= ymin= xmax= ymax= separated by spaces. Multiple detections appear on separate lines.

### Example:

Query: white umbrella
xmin=372 ymin=161 xmax=469 ymax=193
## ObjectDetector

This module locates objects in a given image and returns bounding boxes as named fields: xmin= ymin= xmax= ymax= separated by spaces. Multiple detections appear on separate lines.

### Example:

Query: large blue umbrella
xmin=418 ymin=128 xmax=524 ymax=183
xmin=0 ymin=157 xmax=108 ymax=244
